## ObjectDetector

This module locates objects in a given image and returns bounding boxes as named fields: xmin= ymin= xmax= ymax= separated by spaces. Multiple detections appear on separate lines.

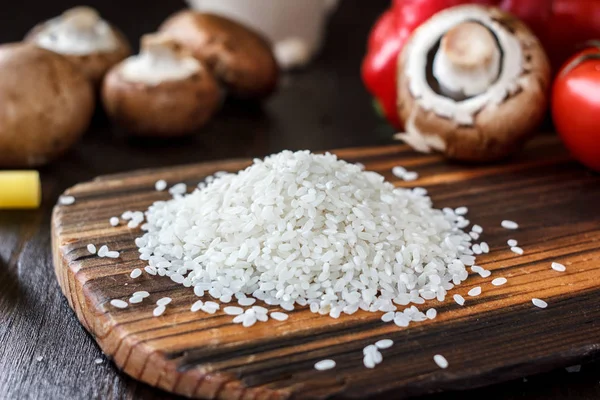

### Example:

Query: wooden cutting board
xmin=51 ymin=136 xmax=600 ymax=400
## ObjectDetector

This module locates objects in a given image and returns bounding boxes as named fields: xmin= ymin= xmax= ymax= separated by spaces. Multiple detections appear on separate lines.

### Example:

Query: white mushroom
xmin=102 ymin=34 xmax=221 ymax=137
xmin=25 ymin=6 xmax=131 ymax=86
xmin=395 ymin=5 xmax=550 ymax=161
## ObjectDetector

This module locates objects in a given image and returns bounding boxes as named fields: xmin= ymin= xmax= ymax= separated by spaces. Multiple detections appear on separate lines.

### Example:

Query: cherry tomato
xmin=552 ymin=46 xmax=600 ymax=172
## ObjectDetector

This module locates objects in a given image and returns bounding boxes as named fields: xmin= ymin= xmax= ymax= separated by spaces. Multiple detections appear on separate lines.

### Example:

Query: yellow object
xmin=0 ymin=171 xmax=42 ymax=209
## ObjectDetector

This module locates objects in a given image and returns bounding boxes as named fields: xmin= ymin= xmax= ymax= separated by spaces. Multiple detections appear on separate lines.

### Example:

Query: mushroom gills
xmin=33 ymin=7 xmax=119 ymax=55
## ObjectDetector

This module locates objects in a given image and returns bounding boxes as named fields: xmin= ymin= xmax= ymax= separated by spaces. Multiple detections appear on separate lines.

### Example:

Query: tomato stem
xmin=561 ymin=53 xmax=600 ymax=76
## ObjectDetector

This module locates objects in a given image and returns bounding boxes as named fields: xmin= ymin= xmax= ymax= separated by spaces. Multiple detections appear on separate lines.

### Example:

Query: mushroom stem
xmin=119 ymin=34 xmax=200 ymax=85
xmin=432 ymin=22 xmax=501 ymax=97
xmin=62 ymin=6 xmax=101 ymax=31
xmin=140 ymin=34 xmax=183 ymax=65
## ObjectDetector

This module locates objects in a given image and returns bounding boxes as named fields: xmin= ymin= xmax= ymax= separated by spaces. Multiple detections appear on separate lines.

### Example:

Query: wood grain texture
xmin=51 ymin=136 xmax=600 ymax=400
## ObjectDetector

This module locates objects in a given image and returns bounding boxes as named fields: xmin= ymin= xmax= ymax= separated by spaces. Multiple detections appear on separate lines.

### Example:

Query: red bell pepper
xmin=362 ymin=0 xmax=600 ymax=129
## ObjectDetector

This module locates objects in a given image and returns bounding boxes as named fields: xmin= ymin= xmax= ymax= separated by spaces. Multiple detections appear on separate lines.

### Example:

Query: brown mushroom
xmin=395 ymin=5 xmax=550 ymax=162
xmin=25 ymin=6 xmax=131 ymax=86
xmin=102 ymin=34 xmax=221 ymax=137
xmin=159 ymin=11 xmax=278 ymax=99
xmin=0 ymin=43 xmax=94 ymax=167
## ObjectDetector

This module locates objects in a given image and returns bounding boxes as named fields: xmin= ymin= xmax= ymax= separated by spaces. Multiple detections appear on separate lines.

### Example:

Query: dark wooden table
xmin=1 ymin=1 xmax=598 ymax=399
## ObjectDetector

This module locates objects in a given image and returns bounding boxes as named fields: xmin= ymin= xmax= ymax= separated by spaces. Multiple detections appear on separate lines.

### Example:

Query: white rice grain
xmin=501 ymin=220 xmax=519 ymax=230
xmin=381 ymin=311 xmax=395 ymax=322
xmin=130 ymin=268 xmax=142 ymax=279
xmin=402 ymin=171 xmax=419 ymax=181
xmin=314 ymin=359 xmax=336 ymax=371
xmin=87 ymin=244 xmax=96 ymax=254
xmin=453 ymin=294 xmax=465 ymax=306
xmin=391 ymin=166 xmax=407 ymax=178
xmin=363 ymin=353 xmax=376 ymax=369
xmin=270 ymin=312 xmax=289 ymax=321
xmin=507 ymin=239 xmax=518 ymax=247
xmin=110 ymin=299 xmax=128 ymax=309
xmin=155 ymin=179 xmax=167 ymax=191
xmin=455 ymin=207 xmax=468 ymax=215
xmin=375 ymin=339 xmax=394 ymax=349
xmin=238 ymin=297 xmax=256 ymax=306
xmin=153 ymin=305 xmax=166 ymax=317
xmin=479 ymin=269 xmax=491 ymax=278
xmin=532 ymin=298 xmax=548 ymax=309
xmin=492 ymin=277 xmax=507 ymax=286
xmin=434 ymin=354 xmax=449 ymax=369
xmin=97 ymin=245 xmax=108 ymax=257
xmin=480 ymin=242 xmax=489 ymax=253
xmin=191 ymin=300 xmax=204 ymax=312
xmin=59 ymin=195 xmax=75 ymax=205
xmin=110 ymin=217 xmax=119 ymax=227
xmin=224 ymin=306 xmax=244 ymax=316
xmin=426 ymin=308 xmax=437 ymax=319
xmin=551 ymin=262 xmax=566 ymax=272
xmin=105 ymin=251 xmax=120 ymax=259
xmin=468 ymin=287 xmax=482 ymax=297
xmin=157 ymin=297 xmax=172 ymax=306
xmin=511 ymin=246 xmax=524 ymax=255
xmin=169 ymin=183 xmax=187 ymax=196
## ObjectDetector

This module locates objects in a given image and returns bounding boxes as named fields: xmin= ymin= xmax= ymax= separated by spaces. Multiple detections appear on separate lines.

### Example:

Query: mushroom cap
xmin=0 ymin=43 xmax=94 ymax=167
xmin=159 ymin=11 xmax=278 ymax=98
xmin=102 ymin=37 xmax=221 ymax=137
xmin=25 ymin=7 xmax=131 ymax=86
xmin=397 ymin=6 xmax=550 ymax=161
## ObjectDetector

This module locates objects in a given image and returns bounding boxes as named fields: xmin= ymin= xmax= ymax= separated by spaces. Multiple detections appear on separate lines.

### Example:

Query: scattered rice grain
xmin=532 ymin=298 xmax=547 ymax=309
xmin=551 ymin=262 xmax=566 ymax=272
xmin=59 ymin=195 xmax=75 ymax=205
xmin=314 ymin=359 xmax=336 ymax=371
xmin=157 ymin=297 xmax=172 ymax=306
xmin=110 ymin=299 xmax=128 ymax=309
xmin=426 ymin=308 xmax=437 ymax=319
xmin=434 ymin=354 xmax=449 ymax=369
xmin=453 ymin=294 xmax=465 ymax=306
xmin=480 ymin=242 xmax=489 ymax=253
xmin=270 ymin=312 xmax=289 ymax=321
xmin=224 ymin=306 xmax=244 ymax=315
xmin=501 ymin=220 xmax=519 ymax=230
xmin=375 ymin=339 xmax=394 ymax=349
xmin=191 ymin=300 xmax=204 ymax=312
xmin=492 ymin=277 xmax=507 ymax=286
xmin=511 ymin=246 xmax=524 ymax=255
xmin=130 ymin=268 xmax=142 ymax=279
xmin=155 ymin=179 xmax=167 ymax=191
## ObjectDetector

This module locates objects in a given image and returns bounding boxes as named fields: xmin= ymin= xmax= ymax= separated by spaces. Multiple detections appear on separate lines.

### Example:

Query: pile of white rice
xmin=135 ymin=150 xmax=474 ymax=317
